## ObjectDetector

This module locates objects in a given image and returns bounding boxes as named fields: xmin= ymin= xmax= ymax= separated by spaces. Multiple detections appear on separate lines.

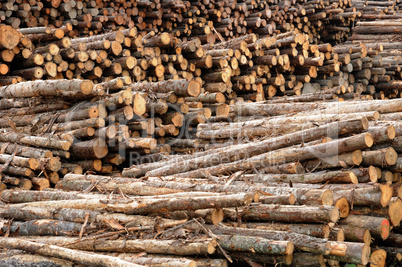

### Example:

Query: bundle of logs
xmin=0 ymin=0 xmax=402 ymax=266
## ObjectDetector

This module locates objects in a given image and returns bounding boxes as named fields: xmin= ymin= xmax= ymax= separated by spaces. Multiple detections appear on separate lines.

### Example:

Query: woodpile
xmin=0 ymin=0 xmax=402 ymax=266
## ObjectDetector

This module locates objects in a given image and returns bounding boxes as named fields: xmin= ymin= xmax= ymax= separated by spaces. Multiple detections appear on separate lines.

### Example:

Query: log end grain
xmin=0 ymin=25 xmax=20 ymax=50
xmin=188 ymin=80 xmax=201 ymax=97
xmin=380 ymin=184 xmax=393 ymax=208
xmin=370 ymin=249 xmax=387 ymax=267
xmin=365 ymin=133 xmax=374 ymax=148
xmin=212 ymin=209 xmax=224 ymax=225
xmin=80 ymin=80 xmax=94 ymax=95
xmin=388 ymin=198 xmax=402 ymax=227
xmin=286 ymin=241 xmax=294 ymax=255
xmin=335 ymin=197 xmax=350 ymax=218
xmin=133 ymin=93 xmax=147 ymax=116
xmin=385 ymin=147 xmax=398 ymax=166
xmin=349 ymin=172 xmax=359 ymax=184
xmin=330 ymin=206 xmax=340 ymax=223
xmin=352 ymin=150 xmax=363 ymax=166
xmin=322 ymin=190 xmax=334 ymax=206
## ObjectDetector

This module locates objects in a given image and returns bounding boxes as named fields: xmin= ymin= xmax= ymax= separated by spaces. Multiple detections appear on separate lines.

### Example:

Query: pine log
xmin=0 ymin=238 xmax=140 ymax=267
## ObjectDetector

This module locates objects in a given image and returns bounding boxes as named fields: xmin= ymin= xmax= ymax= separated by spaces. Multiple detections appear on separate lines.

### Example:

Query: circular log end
xmin=253 ymin=192 xmax=260 ymax=203
xmin=323 ymin=225 xmax=330 ymax=239
xmin=380 ymin=218 xmax=390 ymax=240
xmin=0 ymin=25 xmax=20 ymax=50
xmin=286 ymin=241 xmax=294 ymax=255
xmin=149 ymin=139 xmax=157 ymax=150
xmin=387 ymin=125 xmax=396 ymax=140
xmin=49 ymin=157 xmax=62 ymax=172
xmin=29 ymin=158 xmax=40 ymax=170
xmin=335 ymin=197 xmax=350 ymax=218
xmin=388 ymin=198 xmax=402 ymax=227
xmin=216 ymin=93 xmax=226 ymax=103
xmin=111 ymin=41 xmax=123 ymax=56
xmin=330 ymin=206 xmax=340 ymax=223
xmin=361 ymin=116 xmax=369 ymax=130
xmin=368 ymin=166 xmax=379 ymax=182
xmin=62 ymin=141 xmax=72 ymax=151
xmin=89 ymin=107 xmax=99 ymax=118
xmin=207 ymin=241 xmax=216 ymax=254
xmin=187 ymin=80 xmax=201 ymax=97
xmin=364 ymin=133 xmax=374 ymax=148
xmin=336 ymin=228 xmax=345 ymax=241
xmin=363 ymin=229 xmax=371 ymax=245
xmin=373 ymin=111 xmax=380 ymax=121
xmin=80 ymin=80 xmax=94 ymax=95
xmin=243 ymin=194 xmax=253 ymax=205
xmin=288 ymin=194 xmax=296 ymax=205
xmin=97 ymin=118 xmax=106 ymax=128
xmin=34 ymin=54 xmax=44 ymax=66
xmin=349 ymin=172 xmax=359 ymax=184
xmin=380 ymin=184 xmax=393 ymax=208
xmin=94 ymin=139 xmax=108 ymax=159
xmin=352 ymin=150 xmax=363 ymax=166
xmin=361 ymin=244 xmax=371 ymax=266
xmin=370 ymin=249 xmax=387 ymax=267
xmin=93 ymin=159 xmax=102 ymax=172
xmin=322 ymin=190 xmax=334 ymax=206
xmin=211 ymin=209 xmax=224 ymax=225
xmin=161 ymin=32 xmax=171 ymax=45
xmin=44 ymin=151 xmax=53 ymax=158
xmin=385 ymin=147 xmax=398 ymax=166
xmin=34 ymin=67 xmax=44 ymax=79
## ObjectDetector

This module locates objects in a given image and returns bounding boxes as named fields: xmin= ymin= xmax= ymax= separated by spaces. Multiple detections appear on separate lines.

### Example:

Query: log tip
xmin=322 ymin=190 xmax=334 ymax=206
xmin=211 ymin=209 xmax=224 ymax=225
xmin=286 ymin=241 xmax=294 ymax=255
xmin=330 ymin=206 xmax=340 ymax=223
xmin=359 ymin=244 xmax=371 ymax=266
xmin=289 ymin=194 xmax=296 ymax=205
xmin=187 ymin=80 xmax=201 ymax=97
xmin=335 ymin=197 xmax=350 ymax=218
xmin=380 ymin=184 xmax=393 ymax=208
xmin=0 ymin=25 xmax=20 ymax=50
xmin=364 ymin=133 xmax=374 ymax=148
xmin=80 ymin=80 xmax=94 ymax=95
xmin=370 ymin=249 xmax=387 ymax=267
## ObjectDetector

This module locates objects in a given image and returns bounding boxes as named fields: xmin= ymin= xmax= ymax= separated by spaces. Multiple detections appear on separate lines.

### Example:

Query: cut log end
xmin=365 ymin=133 xmax=374 ymax=148
xmin=379 ymin=218 xmax=390 ymax=240
xmin=349 ymin=172 xmax=359 ymax=184
xmin=370 ymin=249 xmax=387 ymax=267
xmin=330 ymin=207 xmax=340 ymax=223
xmin=385 ymin=147 xmax=398 ymax=166
xmin=363 ymin=229 xmax=371 ymax=245
xmin=93 ymin=139 xmax=109 ymax=159
xmin=188 ymin=80 xmax=201 ymax=97
xmin=0 ymin=25 xmax=20 ymax=50
xmin=322 ymin=190 xmax=334 ymax=206
xmin=212 ymin=209 xmax=224 ymax=225
xmin=335 ymin=197 xmax=350 ymax=218
xmin=380 ymin=184 xmax=393 ymax=208
xmin=80 ymin=80 xmax=94 ymax=95
xmin=361 ymin=244 xmax=371 ymax=266
xmin=352 ymin=150 xmax=363 ymax=166
xmin=289 ymin=194 xmax=296 ymax=205
xmin=286 ymin=242 xmax=294 ymax=255
xmin=388 ymin=198 xmax=402 ymax=227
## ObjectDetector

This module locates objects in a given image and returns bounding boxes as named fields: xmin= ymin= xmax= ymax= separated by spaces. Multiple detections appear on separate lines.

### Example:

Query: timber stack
xmin=0 ymin=0 xmax=401 ymax=266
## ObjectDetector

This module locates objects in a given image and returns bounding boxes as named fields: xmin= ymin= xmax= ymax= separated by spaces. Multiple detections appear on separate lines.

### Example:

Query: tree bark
xmin=0 ymin=238 xmax=141 ymax=267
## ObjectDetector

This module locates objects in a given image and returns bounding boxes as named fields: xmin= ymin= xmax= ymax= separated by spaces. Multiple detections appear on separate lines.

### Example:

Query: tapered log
xmin=166 ymin=132 xmax=373 ymax=178
xmin=225 ymin=204 xmax=339 ymax=223
xmin=144 ymin=120 xmax=369 ymax=177
xmin=0 ymin=238 xmax=140 ymax=267
xmin=0 ymin=25 xmax=20 ymax=50
xmin=1 ymin=219 xmax=84 ymax=236
xmin=70 ymin=138 xmax=108 ymax=159
xmin=237 ymin=222 xmax=330 ymax=239
xmin=125 ymin=193 xmax=253 ymax=215
xmin=57 ymin=174 xmax=181 ymax=195
xmin=241 ymin=170 xmax=358 ymax=184
xmin=340 ymin=215 xmax=390 ymax=240
xmin=0 ymin=133 xmax=71 ymax=151
xmin=20 ymin=237 xmax=216 ymax=256
xmin=303 ymin=150 xmax=363 ymax=171
xmin=324 ymin=241 xmax=370 ymax=265
xmin=130 ymin=79 xmax=200 ymax=97
xmin=218 ymin=235 xmax=293 ymax=255
xmin=0 ymin=79 xmax=94 ymax=99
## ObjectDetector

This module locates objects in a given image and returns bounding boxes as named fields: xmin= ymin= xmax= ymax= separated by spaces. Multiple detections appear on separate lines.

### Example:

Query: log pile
xmin=0 ymin=0 xmax=401 ymax=266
